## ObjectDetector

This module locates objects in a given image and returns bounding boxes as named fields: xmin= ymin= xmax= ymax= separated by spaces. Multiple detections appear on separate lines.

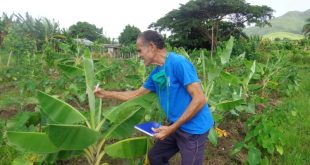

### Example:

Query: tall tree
xmin=68 ymin=21 xmax=107 ymax=42
xmin=150 ymin=0 xmax=273 ymax=51
xmin=302 ymin=17 xmax=310 ymax=38
xmin=118 ymin=25 xmax=141 ymax=45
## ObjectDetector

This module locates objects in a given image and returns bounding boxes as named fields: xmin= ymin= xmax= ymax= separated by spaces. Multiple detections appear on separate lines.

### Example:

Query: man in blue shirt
xmin=94 ymin=30 xmax=214 ymax=165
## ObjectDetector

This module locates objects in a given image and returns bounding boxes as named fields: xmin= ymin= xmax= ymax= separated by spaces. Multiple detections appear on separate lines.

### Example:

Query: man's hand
xmin=152 ymin=125 xmax=176 ymax=140
xmin=93 ymin=86 xmax=107 ymax=98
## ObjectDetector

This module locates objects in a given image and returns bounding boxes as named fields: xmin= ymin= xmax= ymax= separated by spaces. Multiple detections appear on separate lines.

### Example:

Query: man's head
xmin=136 ymin=30 xmax=165 ymax=66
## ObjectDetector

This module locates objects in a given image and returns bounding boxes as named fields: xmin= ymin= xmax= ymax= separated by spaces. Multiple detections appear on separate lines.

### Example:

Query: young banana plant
xmin=7 ymin=49 xmax=156 ymax=164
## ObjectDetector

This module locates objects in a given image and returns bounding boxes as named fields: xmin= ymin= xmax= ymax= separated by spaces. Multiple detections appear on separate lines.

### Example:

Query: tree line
xmin=1 ymin=0 xmax=309 ymax=55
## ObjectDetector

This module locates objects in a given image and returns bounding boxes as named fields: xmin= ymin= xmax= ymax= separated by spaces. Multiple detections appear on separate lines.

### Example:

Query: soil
xmin=22 ymin=103 xmax=36 ymax=112
xmin=204 ymin=119 xmax=247 ymax=165
xmin=0 ymin=103 xmax=37 ymax=120
xmin=0 ymin=105 xmax=18 ymax=119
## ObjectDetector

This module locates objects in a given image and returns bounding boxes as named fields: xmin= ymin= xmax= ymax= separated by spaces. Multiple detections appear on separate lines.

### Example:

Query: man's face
xmin=136 ymin=38 xmax=155 ymax=66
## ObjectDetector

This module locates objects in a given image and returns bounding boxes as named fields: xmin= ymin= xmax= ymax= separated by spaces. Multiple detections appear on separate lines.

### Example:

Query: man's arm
xmin=153 ymin=82 xmax=206 ymax=140
xmin=94 ymin=87 xmax=151 ymax=101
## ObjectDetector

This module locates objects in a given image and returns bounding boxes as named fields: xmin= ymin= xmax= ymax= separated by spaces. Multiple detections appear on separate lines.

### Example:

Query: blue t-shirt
xmin=143 ymin=52 xmax=214 ymax=134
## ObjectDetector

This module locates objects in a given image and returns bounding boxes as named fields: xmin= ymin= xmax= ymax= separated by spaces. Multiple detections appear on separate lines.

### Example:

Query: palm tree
xmin=302 ymin=17 xmax=310 ymax=38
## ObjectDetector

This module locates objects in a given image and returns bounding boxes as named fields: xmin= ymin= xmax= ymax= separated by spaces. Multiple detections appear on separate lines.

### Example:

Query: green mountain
xmin=263 ymin=32 xmax=304 ymax=40
xmin=244 ymin=9 xmax=310 ymax=36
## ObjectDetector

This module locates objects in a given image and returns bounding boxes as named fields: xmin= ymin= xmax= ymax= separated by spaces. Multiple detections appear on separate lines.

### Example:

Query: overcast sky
xmin=1 ymin=0 xmax=309 ymax=38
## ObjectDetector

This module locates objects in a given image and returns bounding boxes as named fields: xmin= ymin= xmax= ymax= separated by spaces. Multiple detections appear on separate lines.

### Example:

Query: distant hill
xmin=244 ymin=9 xmax=310 ymax=36
xmin=263 ymin=32 xmax=304 ymax=40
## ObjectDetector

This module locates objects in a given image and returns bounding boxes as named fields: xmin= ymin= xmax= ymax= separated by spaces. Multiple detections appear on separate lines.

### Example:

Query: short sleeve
xmin=143 ymin=68 xmax=157 ymax=92
xmin=173 ymin=58 xmax=200 ymax=86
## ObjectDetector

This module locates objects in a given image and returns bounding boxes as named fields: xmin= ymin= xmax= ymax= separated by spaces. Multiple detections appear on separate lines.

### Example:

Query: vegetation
xmin=244 ymin=9 xmax=310 ymax=36
xmin=6 ymin=50 xmax=158 ymax=164
xmin=270 ymin=68 xmax=310 ymax=164
xmin=1 ymin=5 xmax=310 ymax=165
xmin=263 ymin=32 xmax=304 ymax=40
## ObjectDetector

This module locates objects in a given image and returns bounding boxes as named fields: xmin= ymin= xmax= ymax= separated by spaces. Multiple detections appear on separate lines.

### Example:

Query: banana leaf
xmin=220 ymin=36 xmax=234 ymax=65
xmin=207 ymin=127 xmax=218 ymax=146
xmin=220 ymin=71 xmax=242 ymax=86
xmin=243 ymin=60 xmax=256 ymax=86
xmin=105 ymin=137 xmax=148 ymax=158
xmin=104 ymin=93 xmax=156 ymax=122
xmin=83 ymin=51 xmax=97 ymax=128
xmin=57 ymin=64 xmax=83 ymax=78
xmin=7 ymin=131 xmax=58 ymax=153
xmin=38 ymin=91 xmax=86 ymax=124
xmin=44 ymin=150 xmax=83 ymax=163
xmin=47 ymin=124 xmax=99 ymax=150
xmin=216 ymin=99 xmax=244 ymax=111
xmin=207 ymin=66 xmax=221 ymax=83
xmin=104 ymin=107 xmax=144 ymax=139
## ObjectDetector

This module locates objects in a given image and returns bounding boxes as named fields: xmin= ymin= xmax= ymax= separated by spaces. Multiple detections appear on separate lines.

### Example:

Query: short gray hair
xmin=138 ymin=30 xmax=165 ymax=49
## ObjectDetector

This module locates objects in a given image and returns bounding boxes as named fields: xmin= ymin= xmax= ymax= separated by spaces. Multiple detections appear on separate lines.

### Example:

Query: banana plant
xmin=7 ymin=49 xmax=157 ymax=164
xmin=198 ymin=37 xmax=258 ymax=145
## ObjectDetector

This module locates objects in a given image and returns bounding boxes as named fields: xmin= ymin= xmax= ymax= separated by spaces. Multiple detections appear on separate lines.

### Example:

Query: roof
xmin=103 ymin=44 xmax=122 ymax=48
xmin=74 ymin=38 xmax=93 ymax=46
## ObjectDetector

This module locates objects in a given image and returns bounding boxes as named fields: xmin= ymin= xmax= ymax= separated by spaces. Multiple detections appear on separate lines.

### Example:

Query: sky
xmin=0 ymin=0 xmax=309 ymax=39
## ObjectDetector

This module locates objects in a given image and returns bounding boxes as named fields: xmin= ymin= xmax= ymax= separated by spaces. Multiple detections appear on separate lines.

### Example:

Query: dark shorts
xmin=148 ymin=129 xmax=208 ymax=165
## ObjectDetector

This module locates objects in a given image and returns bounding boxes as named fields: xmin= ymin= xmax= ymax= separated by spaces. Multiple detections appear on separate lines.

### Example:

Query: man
xmin=94 ymin=30 xmax=214 ymax=165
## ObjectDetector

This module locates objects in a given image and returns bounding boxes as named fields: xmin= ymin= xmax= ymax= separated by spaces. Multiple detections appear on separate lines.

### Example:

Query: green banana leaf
xmin=220 ymin=36 xmax=234 ymax=65
xmin=83 ymin=51 xmax=97 ymax=128
xmin=38 ymin=91 xmax=86 ymax=124
xmin=57 ymin=150 xmax=84 ymax=160
xmin=207 ymin=127 xmax=218 ymax=146
xmin=102 ymin=93 xmax=157 ymax=139
xmin=47 ymin=124 xmax=99 ymax=150
xmin=216 ymin=99 xmax=244 ymax=111
xmin=104 ymin=93 xmax=156 ymax=123
xmin=243 ymin=60 xmax=256 ymax=86
xmin=207 ymin=66 xmax=221 ymax=83
xmin=7 ymin=131 xmax=58 ymax=153
xmin=105 ymin=137 xmax=148 ymax=158
xmin=57 ymin=64 xmax=83 ymax=77
xmin=220 ymin=71 xmax=242 ymax=86
xmin=44 ymin=150 xmax=83 ymax=163
xmin=104 ymin=107 xmax=144 ymax=139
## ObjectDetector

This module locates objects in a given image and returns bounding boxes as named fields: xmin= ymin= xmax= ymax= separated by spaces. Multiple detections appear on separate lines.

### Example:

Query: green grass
xmin=0 ymin=82 xmax=22 ymax=109
xmin=271 ymin=67 xmax=310 ymax=164
xmin=0 ymin=145 xmax=18 ymax=165
xmin=0 ymin=49 xmax=11 ymax=68
xmin=0 ymin=121 xmax=19 ymax=165
xmin=263 ymin=32 xmax=305 ymax=40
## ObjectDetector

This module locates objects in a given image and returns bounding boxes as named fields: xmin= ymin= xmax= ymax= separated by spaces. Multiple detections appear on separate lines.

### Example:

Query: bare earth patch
xmin=0 ymin=106 xmax=18 ymax=119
